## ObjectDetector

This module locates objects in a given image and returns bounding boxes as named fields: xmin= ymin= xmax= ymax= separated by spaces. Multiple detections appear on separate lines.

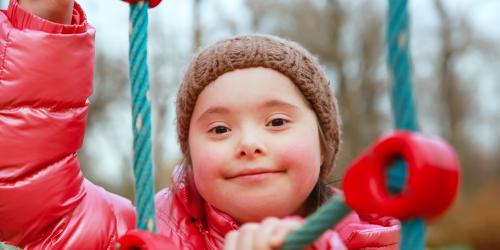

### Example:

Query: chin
xmin=227 ymin=197 xmax=303 ymax=223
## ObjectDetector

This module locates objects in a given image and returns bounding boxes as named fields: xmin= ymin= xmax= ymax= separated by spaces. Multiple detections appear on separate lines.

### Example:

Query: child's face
xmin=188 ymin=67 xmax=323 ymax=223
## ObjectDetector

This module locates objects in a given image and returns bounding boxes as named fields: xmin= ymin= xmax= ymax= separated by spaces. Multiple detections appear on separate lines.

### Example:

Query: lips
xmin=228 ymin=168 xmax=285 ymax=179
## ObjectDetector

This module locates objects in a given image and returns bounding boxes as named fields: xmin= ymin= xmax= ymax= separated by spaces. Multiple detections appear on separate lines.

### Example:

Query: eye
xmin=209 ymin=125 xmax=231 ymax=134
xmin=267 ymin=118 xmax=288 ymax=127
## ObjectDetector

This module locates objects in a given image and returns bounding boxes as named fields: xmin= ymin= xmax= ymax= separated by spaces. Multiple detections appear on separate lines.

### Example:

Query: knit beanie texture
xmin=176 ymin=34 xmax=341 ymax=176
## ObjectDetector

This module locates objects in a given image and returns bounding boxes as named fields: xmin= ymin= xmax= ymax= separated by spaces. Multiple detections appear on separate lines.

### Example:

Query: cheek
xmin=191 ymin=143 xmax=223 ymax=177
xmin=189 ymin=136 xmax=231 ymax=193
xmin=277 ymin=132 xmax=322 ymax=177
xmin=275 ymin=133 xmax=322 ymax=205
xmin=191 ymin=146 xmax=221 ymax=202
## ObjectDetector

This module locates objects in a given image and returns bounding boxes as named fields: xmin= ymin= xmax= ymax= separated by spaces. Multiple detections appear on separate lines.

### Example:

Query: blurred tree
xmin=80 ymin=50 xmax=135 ymax=199
xmin=149 ymin=17 xmax=183 ymax=191
xmin=193 ymin=0 xmax=202 ymax=50
xmin=427 ymin=2 xmax=500 ymax=248
xmin=81 ymin=17 xmax=188 ymax=199
xmin=433 ymin=0 xmax=479 ymax=191
xmin=432 ymin=0 xmax=500 ymax=190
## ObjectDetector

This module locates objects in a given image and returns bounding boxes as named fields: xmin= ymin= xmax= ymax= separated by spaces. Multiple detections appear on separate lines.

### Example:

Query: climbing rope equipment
xmin=121 ymin=0 xmax=161 ymax=232
xmin=386 ymin=0 xmax=423 ymax=248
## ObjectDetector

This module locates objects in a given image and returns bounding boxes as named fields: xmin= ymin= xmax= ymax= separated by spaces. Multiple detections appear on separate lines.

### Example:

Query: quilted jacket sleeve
xmin=0 ymin=1 xmax=135 ymax=248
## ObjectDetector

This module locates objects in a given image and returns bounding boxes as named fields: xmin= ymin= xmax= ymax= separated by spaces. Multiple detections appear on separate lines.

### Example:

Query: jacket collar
xmin=173 ymin=166 xmax=239 ymax=236
xmin=171 ymin=166 xmax=400 ymax=247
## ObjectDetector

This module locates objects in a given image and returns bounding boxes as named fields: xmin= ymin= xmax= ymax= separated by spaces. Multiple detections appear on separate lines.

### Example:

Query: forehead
xmin=193 ymin=67 xmax=310 ymax=112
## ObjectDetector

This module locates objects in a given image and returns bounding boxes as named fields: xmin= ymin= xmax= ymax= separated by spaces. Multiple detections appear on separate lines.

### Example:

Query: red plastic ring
xmin=121 ymin=0 xmax=162 ymax=9
xmin=116 ymin=230 xmax=177 ymax=249
xmin=342 ymin=131 xmax=460 ymax=220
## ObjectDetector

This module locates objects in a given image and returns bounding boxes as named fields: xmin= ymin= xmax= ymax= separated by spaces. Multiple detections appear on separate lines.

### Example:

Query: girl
xmin=0 ymin=0 xmax=399 ymax=249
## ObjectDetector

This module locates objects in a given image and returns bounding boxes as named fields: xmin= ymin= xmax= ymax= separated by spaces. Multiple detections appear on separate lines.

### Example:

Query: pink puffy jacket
xmin=0 ymin=1 xmax=399 ymax=249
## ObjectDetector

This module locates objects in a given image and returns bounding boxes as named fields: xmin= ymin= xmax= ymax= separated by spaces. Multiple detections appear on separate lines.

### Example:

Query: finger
xmin=253 ymin=217 xmax=280 ymax=250
xmin=237 ymin=223 xmax=259 ymax=250
xmin=268 ymin=220 xmax=302 ymax=248
xmin=223 ymin=230 xmax=238 ymax=250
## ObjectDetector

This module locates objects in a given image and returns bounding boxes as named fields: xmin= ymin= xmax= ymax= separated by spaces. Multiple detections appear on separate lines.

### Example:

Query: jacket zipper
xmin=197 ymin=221 xmax=217 ymax=249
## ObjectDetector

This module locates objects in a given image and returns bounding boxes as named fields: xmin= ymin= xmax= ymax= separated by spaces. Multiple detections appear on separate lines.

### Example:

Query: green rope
xmin=386 ymin=0 xmax=425 ymax=249
xmin=282 ymin=196 xmax=351 ymax=250
xmin=128 ymin=1 xmax=156 ymax=232
xmin=0 ymin=242 xmax=19 ymax=250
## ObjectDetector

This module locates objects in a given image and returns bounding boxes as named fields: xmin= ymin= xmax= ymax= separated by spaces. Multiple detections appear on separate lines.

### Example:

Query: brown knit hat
xmin=176 ymin=34 xmax=341 ymax=176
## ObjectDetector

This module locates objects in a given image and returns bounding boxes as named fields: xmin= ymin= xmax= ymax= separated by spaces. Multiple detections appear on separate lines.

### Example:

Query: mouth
xmin=228 ymin=168 xmax=286 ymax=180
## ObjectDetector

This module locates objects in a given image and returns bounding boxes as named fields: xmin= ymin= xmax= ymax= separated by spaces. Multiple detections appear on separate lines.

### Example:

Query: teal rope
xmin=128 ymin=1 xmax=156 ymax=232
xmin=387 ymin=0 xmax=418 ymax=131
xmin=282 ymin=196 xmax=351 ymax=250
xmin=0 ymin=242 xmax=19 ymax=250
xmin=386 ymin=0 xmax=424 ymax=249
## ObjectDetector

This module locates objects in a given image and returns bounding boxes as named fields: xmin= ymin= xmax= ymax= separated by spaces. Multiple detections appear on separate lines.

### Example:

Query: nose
xmin=235 ymin=131 xmax=267 ymax=159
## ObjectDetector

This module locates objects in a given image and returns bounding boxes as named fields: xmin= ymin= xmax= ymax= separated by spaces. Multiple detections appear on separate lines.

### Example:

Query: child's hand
xmin=223 ymin=217 xmax=303 ymax=250
xmin=19 ymin=0 xmax=75 ymax=24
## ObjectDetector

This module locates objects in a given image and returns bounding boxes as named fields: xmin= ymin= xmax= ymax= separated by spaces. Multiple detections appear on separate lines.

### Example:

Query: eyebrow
xmin=196 ymin=106 xmax=231 ymax=122
xmin=196 ymin=99 xmax=299 ymax=122
xmin=259 ymin=99 xmax=300 ymax=110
